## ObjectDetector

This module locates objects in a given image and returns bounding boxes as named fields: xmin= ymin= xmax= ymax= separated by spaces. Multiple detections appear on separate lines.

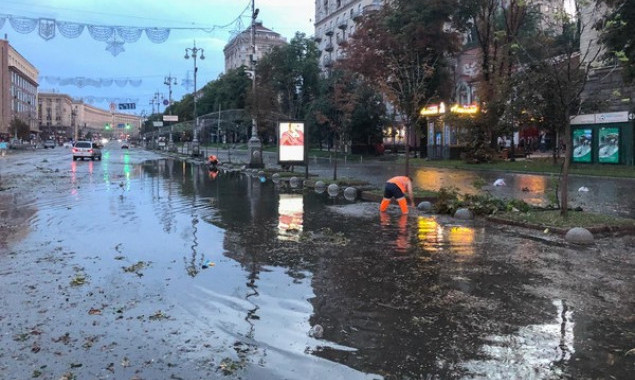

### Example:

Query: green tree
xmin=598 ymin=0 xmax=635 ymax=81
xmin=9 ymin=118 xmax=30 ymax=140
xmin=453 ymin=0 xmax=538 ymax=160
xmin=312 ymin=69 xmax=358 ymax=180
xmin=255 ymin=33 xmax=321 ymax=142
xmin=513 ymin=1 xmax=601 ymax=217
xmin=341 ymin=0 xmax=459 ymax=174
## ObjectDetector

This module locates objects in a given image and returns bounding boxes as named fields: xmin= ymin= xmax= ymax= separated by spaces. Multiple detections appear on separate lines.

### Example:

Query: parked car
xmin=43 ymin=140 xmax=56 ymax=149
xmin=72 ymin=141 xmax=102 ymax=161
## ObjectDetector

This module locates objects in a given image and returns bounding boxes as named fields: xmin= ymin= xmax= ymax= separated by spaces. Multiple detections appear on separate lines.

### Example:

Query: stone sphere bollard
xmin=564 ymin=227 xmax=594 ymax=244
xmin=343 ymin=187 xmax=357 ymax=201
xmin=454 ymin=207 xmax=473 ymax=220
xmin=289 ymin=176 xmax=300 ymax=188
xmin=327 ymin=183 xmax=339 ymax=197
xmin=252 ymin=150 xmax=261 ymax=159
xmin=314 ymin=180 xmax=326 ymax=194
xmin=417 ymin=201 xmax=433 ymax=212
xmin=271 ymin=173 xmax=281 ymax=184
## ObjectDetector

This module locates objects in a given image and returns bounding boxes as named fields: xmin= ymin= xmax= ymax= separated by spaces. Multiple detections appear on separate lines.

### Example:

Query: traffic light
xmin=125 ymin=123 xmax=131 ymax=130
xmin=105 ymin=123 xmax=112 ymax=130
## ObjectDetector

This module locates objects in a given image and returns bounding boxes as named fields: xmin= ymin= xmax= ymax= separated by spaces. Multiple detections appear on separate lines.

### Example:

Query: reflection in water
xmin=448 ymin=226 xmax=475 ymax=256
xmin=380 ymin=213 xmax=410 ymax=252
xmin=461 ymin=299 xmax=574 ymax=378
xmin=417 ymin=217 xmax=478 ymax=257
xmin=417 ymin=216 xmax=443 ymax=251
xmin=278 ymin=194 xmax=304 ymax=241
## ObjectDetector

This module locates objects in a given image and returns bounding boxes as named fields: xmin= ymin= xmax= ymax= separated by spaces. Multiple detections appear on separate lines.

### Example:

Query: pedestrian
xmin=380 ymin=176 xmax=414 ymax=214
xmin=207 ymin=154 xmax=219 ymax=168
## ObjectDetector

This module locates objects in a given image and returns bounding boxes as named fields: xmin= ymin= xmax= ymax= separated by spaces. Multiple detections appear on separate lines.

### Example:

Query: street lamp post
xmin=247 ymin=0 xmax=263 ymax=168
xmin=185 ymin=42 xmax=204 ymax=157
xmin=164 ymin=74 xmax=177 ymax=150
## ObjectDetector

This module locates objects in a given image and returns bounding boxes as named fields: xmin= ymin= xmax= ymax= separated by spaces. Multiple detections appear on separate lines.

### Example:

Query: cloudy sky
xmin=1 ymin=0 xmax=315 ymax=116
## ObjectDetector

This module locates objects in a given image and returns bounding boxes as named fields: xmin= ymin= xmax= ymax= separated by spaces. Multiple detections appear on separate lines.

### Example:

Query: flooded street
xmin=1 ymin=145 xmax=634 ymax=379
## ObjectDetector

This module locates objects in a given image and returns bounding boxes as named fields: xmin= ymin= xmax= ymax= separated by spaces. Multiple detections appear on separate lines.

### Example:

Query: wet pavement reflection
xmin=1 ymin=152 xmax=633 ymax=379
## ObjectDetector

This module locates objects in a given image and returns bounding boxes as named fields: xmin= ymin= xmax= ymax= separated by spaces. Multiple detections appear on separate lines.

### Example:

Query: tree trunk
xmin=559 ymin=121 xmax=572 ymax=218
xmin=404 ymin=124 xmax=410 ymax=177
xmin=333 ymin=137 xmax=338 ymax=181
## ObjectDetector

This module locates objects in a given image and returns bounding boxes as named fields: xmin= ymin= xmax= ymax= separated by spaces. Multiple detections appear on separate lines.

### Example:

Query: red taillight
xmin=88 ymin=149 xmax=93 ymax=153
xmin=72 ymin=148 xmax=78 ymax=153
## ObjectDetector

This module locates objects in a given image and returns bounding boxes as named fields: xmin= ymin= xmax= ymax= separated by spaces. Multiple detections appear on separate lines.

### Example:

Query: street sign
xmin=153 ymin=121 xmax=164 ymax=127
xmin=163 ymin=99 xmax=169 ymax=106
xmin=118 ymin=103 xmax=136 ymax=110
xmin=628 ymin=112 xmax=634 ymax=120
xmin=163 ymin=115 xmax=178 ymax=122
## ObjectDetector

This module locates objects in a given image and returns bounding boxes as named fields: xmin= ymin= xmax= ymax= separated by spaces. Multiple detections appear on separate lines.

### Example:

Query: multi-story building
xmin=38 ymin=92 xmax=142 ymax=140
xmin=0 ymin=39 xmax=39 ymax=138
xmin=314 ymin=0 xmax=384 ymax=72
xmin=223 ymin=22 xmax=287 ymax=73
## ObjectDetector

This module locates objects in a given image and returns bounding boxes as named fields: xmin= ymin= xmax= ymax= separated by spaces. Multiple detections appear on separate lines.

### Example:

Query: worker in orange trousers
xmin=380 ymin=176 xmax=414 ymax=214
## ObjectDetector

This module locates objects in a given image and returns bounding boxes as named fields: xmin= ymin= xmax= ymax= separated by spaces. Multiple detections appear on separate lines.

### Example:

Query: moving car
xmin=72 ymin=141 xmax=102 ymax=161
xmin=43 ymin=140 xmax=56 ymax=149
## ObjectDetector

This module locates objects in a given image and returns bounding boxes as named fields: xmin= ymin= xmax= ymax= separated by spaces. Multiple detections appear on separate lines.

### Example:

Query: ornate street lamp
xmin=185 ymin=41 xmax=205 ymax=156
xmin=164 ymin=74 xmax=178 ymax=150
xmin=247 ymin=0 xmax=264 ymax=168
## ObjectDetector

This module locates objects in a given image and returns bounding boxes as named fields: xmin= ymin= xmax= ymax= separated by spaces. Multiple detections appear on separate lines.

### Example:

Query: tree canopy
xmin=598 ymin=0 xmax=635 ymax=81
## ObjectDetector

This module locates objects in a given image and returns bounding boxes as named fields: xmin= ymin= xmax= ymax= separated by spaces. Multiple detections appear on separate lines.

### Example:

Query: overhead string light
xmin=41 ymin=76 xmax=143 ymax=88
xmin=0 ymin=0 xmax=252 ymax=56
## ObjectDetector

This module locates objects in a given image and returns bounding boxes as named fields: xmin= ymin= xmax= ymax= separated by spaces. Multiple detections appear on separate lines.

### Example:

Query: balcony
xmin=324 ymin=42 xmax=334 ymax=52
xmin=323 ymin=57 xmax=334 ymax=68
xmin=338 ymin=20 xmax=348 ymax=30
xmin=325 ymin=28 xmax=334 ymax=36
xmin=314 ymin=35 xmax=322 ymax=43
xmin=364 ymin=1 xmax=382 ymax=14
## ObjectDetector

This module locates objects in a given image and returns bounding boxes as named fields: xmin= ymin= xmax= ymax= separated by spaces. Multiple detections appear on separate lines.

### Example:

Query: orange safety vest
xmin=387 ymin=176 xmax=410 ymax=194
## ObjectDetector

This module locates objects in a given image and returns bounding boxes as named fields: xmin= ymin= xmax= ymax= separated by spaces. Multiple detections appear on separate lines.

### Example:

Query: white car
xmin=43 ymin=140 xmax=56 ymax=149
xmin=72 ymin=141 xmax=102 ymax=161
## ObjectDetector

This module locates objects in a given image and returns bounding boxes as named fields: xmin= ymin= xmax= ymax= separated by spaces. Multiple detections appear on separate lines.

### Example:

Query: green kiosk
xmin=570 ymin=111 xmax=634 ymax=166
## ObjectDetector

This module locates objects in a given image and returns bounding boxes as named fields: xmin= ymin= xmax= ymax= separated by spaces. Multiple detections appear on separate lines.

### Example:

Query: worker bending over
xmin=380 ymin=176 xmax=414 ymax=214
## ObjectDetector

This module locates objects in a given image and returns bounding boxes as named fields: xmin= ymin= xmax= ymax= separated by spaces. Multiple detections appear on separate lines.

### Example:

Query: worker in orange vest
xmin=380 ymin=176 xmax=414 ymax=214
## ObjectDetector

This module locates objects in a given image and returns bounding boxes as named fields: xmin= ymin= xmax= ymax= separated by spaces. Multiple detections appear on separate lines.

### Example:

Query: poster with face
xmin=278 ymin=122 xmax=305 ymax=164
xmin=572 ymin=128 xmax=592 ymax=163
xmin=598 ymin=127 xmax=620 ymax=164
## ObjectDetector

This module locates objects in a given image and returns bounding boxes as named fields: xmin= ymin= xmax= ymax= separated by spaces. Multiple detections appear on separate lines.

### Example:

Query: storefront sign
xmin=450 ymin=103 xmax=479 ymax=114
xmin=420 ymin=102 xmax=446 ymax=116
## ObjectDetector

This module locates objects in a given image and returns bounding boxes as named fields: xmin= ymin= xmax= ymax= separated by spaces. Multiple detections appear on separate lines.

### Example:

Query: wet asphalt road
xmin=0 ymin=144 xmax=634 ymax=379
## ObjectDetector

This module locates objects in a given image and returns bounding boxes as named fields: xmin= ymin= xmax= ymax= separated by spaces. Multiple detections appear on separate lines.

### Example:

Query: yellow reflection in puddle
xmin=448 ymin=226 xmax=475 ymax=256
xmin=417 ymin=216 xmax=443 ymax=251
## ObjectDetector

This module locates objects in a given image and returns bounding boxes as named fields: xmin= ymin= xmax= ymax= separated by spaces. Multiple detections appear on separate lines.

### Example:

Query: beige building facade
xmin=0 ymin=39 xmax=39 ymax=138
xmin=38 ymin=92 xmax=142 ymax=140
xmin=223 ymin=22 xmax=287 ymax=73
xmin=314 ymin=0 xmax=383 ymax=71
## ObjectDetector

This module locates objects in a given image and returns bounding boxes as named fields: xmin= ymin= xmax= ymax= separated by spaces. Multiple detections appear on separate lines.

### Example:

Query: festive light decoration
xmin=0 ymin=2 xmax=250 ymax=56
xmin=42 ymin=76 xmax=143 ymax=88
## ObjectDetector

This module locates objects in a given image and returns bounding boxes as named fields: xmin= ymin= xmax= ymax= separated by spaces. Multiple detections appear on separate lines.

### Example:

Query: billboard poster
xmin=572 ymin=128 xmax=592 ymax=163
xmin=278 ymin=122 xmax=306 ymax=164
xmin=598 ymin=127 xmax=620 ymax=164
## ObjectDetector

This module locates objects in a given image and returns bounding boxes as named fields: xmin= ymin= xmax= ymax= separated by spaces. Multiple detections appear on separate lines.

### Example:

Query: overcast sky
xmin=1 ymin=0 xmax=314 ymax=117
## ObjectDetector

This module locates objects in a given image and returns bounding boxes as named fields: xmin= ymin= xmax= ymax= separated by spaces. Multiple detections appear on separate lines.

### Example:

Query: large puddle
xmin=1 ymin=153 xmax=633 ymax=379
